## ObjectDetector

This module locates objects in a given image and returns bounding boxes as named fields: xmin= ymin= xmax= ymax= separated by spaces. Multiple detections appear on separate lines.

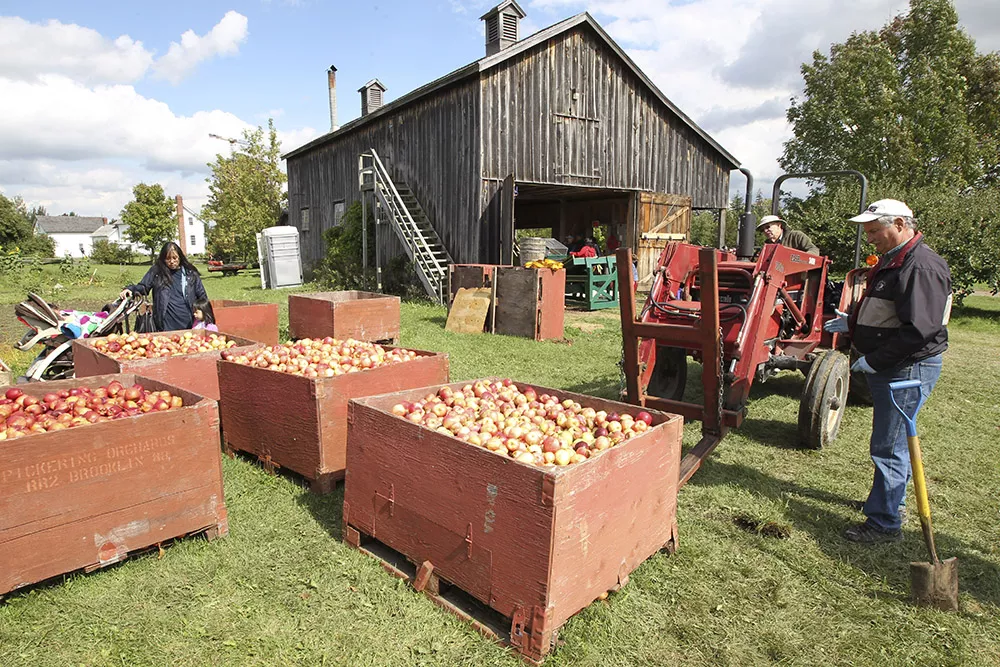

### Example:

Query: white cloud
xmin=153 ymin=11 xmax=249 ymax=84
xmin=0 ymin=17 xmax=154 ymax=84
xmin=0 ymin=11 xmax=320 ymax=217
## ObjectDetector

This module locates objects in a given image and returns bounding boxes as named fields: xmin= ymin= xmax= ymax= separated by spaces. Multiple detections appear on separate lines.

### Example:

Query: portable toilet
xmin=257 ymin=226 xmax=303 ymax=289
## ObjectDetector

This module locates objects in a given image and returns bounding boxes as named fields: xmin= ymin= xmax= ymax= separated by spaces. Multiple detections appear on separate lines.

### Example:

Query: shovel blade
xmin=910 ymin=557 xmax=959 ymax=611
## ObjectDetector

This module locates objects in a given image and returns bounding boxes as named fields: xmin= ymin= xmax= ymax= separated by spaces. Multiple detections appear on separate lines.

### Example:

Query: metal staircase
xmin=359 ymin=150 xmax=452 ymax=303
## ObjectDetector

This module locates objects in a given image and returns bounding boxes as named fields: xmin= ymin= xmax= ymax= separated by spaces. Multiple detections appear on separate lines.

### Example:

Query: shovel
xmin=889 ymin=379 xmax=959 ymax=611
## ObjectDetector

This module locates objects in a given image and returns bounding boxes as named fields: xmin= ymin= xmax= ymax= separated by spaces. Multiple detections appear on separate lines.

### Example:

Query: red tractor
xmin=617 ymin=171 xmax=873 ymax=486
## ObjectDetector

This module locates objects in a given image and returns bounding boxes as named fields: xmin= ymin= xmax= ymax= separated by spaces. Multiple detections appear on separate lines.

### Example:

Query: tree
xmin=0 ymin=193 xmax=34 ymax=247
xmin=779 ymin=0 xmax=1000 ymax=299
xmin=690 ymin=191 xmax=773 ymax=249
xmin=0 ymin=193 xmax=55 ymax=256
xmin=781 ymin=0 xmax=1000 ymax=188
xmin=120 ymin=183 xmax=176 ymax=260
xmin=201 ymin=119 xmax=287 ymax=261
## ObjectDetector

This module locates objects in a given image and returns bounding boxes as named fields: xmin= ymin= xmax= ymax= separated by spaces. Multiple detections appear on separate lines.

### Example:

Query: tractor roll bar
xmin=771 ymin=170 xmax=869 ymax=268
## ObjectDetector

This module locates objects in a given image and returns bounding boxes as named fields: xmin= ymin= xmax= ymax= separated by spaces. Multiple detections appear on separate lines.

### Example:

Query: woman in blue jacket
xmin=120 ymin=242 xmax=208 ymax=332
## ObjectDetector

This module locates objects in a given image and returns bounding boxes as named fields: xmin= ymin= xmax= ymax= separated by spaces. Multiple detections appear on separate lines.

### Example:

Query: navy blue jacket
xmin=128 ymin=266 xmax=208 ymax=332
xmin=851 ymin=237 xmax=951 ymax=371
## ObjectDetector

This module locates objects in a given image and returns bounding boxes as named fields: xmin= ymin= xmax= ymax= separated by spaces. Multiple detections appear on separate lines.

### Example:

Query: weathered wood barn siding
xmin=479 ymin=25 xmax=731 ymax=209
xmin=287 ymin=78 xmax=481 ymax=268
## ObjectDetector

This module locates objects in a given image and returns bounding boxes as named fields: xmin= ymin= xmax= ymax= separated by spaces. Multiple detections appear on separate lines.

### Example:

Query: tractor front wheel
xmin=797 ymin=350 xmax=849 ymax=449
xmin=647 ymin=346 xmax=687 ymax=402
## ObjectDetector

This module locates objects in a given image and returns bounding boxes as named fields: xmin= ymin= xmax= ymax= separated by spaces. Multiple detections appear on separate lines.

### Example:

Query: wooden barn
xmin=283 ymin=1 xmax=739 ymax=301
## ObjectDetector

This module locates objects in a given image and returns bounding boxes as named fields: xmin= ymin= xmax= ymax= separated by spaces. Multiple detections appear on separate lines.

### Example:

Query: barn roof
xmin=34 ymin=215 xmax=106 ymax=234
xmin=283 ymin=12 xmax=739 ymax=168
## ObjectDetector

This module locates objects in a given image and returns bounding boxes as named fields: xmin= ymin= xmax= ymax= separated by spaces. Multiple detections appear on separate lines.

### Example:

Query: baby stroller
xmin=14 ymin=292 xmax=145 ymax=382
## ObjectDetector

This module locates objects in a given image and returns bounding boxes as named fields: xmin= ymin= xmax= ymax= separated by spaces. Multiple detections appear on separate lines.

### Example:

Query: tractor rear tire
xmin=797 ymin=350 xmax=849 ymax=450
xmin=647 ymin=346 xmax=687 ymax=402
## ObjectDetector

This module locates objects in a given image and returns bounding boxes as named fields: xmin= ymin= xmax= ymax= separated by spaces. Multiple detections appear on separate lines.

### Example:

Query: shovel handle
xmin=907 ymin=433 xmax=939 ymax=564
xmin=888 ymin=379 xmax=922 ymax=438
xmin=891 ymin=380 xmax=940 ymax=565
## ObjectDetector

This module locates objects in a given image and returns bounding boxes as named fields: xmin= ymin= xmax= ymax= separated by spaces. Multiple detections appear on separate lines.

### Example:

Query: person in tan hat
xmin=823 ymin=198 xmax=951 ymax=544
xmin=756 ymin=215 xmax=820 ymax=254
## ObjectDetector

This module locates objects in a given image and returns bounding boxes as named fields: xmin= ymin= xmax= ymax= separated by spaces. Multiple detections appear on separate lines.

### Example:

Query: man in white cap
xmin=824 ymin=199 xmax=952 ymax=544
xmin=756 ymin=215 xmax=820 ymax=255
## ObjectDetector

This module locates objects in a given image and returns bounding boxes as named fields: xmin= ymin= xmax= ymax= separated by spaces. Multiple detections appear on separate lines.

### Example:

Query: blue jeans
xmin=863 ymin=354 xmax=943 ymax=532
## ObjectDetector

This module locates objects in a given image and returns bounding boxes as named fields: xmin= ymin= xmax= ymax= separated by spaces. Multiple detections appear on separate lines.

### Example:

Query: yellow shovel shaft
xmin=907 ymin=434 xmax=940 ymax=564
xmin=908 ymin=435 xmax=931 ymax=520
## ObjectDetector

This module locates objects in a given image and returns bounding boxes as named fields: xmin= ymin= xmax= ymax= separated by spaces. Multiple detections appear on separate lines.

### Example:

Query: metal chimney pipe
xmin=736 ymin=167 xmax=756 ymax=261
xmin=328 ymin=65 xmax=338 ymax=131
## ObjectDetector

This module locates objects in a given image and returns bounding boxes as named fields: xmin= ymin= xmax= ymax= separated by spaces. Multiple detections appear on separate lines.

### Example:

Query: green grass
xmin=1 ymin=268 xmax=999 ymax=666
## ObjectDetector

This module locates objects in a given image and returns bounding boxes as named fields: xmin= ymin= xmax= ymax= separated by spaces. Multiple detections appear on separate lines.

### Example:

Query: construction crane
xmin=208 ymin=133 xmax=251 ymax=149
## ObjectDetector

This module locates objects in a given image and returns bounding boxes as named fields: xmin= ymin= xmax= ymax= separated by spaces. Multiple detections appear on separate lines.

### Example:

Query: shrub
xmin=0 ymin=245 xmax=20 ymax=276
xmin=315 ymin=202 xmax=375 ymax=291
xmin=19 ymin=234 xmax=55 ymax=258
xmin=789 ymin=182 xmax=1000 ymax=300
xmin=91 ymin=239 xmax=134 ymax=264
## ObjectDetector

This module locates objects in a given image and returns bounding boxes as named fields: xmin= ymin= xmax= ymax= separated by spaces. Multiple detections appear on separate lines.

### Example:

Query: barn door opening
xmin=499 ymin=173 xmax=515 ymax=265
xmin=637 ymin=192 xmax=691 ymax=289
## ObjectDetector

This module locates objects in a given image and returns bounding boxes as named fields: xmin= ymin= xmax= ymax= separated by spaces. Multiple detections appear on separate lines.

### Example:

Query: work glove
xmin=851 ymin=356 xmax=876 ymax=374
xmin=823 ymin=309 xmax=850 ymax=334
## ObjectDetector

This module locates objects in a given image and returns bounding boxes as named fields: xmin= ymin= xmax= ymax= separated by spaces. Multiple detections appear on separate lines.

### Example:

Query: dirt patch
xmin=573 ymin=322 xmax=605 ymax=333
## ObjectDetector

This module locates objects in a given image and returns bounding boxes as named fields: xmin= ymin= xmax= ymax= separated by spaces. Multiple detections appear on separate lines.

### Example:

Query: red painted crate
xmin=211 ymin=300 xmax=280 ymax=345
xmin=494 ymin=268 xmax=566 ymax=341
xmin=72 ymin=330 xmax=260 ymax=401
xmin=217 ymin=348 xmax=449 ymax=493
xmin=0 ymin=373 xmax=227 ymax=597
xmin=343 ymin=380 xmax=681 ymax=662
xmin=288 ymin=291 xmax=400 ymax=343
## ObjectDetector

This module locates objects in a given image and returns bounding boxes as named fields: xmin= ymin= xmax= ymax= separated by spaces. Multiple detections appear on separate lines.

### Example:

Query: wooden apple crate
xmin=343 ymin=380 xmax=682 ymax=662
xmin=494 ymin=267 xmax=566 ymax=341
xmin=288 ymin=291 xmax=401 ymax=344
xmin=0 ymin=373 xmax=227 ymax=597
xmin=211 ymin=299 xmax=280 ymax=345
xmin=217 ymin=348 xmax=449 ymax=493
xmin=448 ymin=264 xmax=509 ymax=310
xmin=72 ymin=330 xmax=260 ymax=402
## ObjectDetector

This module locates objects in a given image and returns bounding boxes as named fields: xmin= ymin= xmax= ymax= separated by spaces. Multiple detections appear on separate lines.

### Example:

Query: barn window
xmin=300 ymin=207 xmax=311 ymax=232
xmin=333 ymin=200 xmax=346 ymax=227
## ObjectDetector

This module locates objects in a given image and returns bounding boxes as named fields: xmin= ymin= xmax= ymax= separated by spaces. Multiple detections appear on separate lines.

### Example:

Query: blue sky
xmin=1 ymin=0 xmax=997 ymax=217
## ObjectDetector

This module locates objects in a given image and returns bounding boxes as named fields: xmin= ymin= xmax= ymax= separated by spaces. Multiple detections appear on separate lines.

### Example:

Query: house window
xmin=300 ymin=208 xmax=310 ymax=232
xmin=333 ymin=200 xmax=346 ymax=227
xmin=190 ymin=235 xmax=196 ymax=247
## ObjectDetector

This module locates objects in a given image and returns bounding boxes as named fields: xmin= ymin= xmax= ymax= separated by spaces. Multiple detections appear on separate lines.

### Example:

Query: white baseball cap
xmin=850 ymin=199 xmax=914 ymax=223
xmin=756 ymin=214 xmax=785 ymax=231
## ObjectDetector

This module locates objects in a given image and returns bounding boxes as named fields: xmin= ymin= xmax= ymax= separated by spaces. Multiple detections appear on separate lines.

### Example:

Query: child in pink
xmin=192 ymin=299 xmax=219 ymax=332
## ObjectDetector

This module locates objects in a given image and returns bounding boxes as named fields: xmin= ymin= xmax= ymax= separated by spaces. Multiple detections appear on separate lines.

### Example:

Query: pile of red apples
xmin=0 ymin=382 xmax=184 ymax=440
xmin=221 ymin=338 xmax=420 ymax=378
xmin=391 ymin=379 xmax=654 ymax=467
xmin=92 ymin=332 xmax=236 ymax=360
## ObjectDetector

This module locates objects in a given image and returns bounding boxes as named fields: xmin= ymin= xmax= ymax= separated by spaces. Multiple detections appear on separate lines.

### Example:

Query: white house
xmin=34 ymin=216 xmax=106 ymax=258
xmin=178 ymin=204 xmax=207 ymax=256
xmin=89 ymin=221 xmax=145 ymax=254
